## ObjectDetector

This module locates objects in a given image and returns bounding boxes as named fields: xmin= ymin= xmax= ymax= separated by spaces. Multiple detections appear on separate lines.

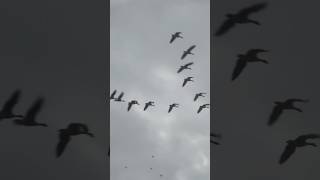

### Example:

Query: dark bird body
xmin=198 ymin=104 xmax=210 ymax=113
xmin=211 ymin=133 xmax=222 ymax=145
xmin=0 ymin=90 xmax=23 ymax=121
xmin=56 ymin=123 xmax=94 ymax=158
xmin=231 ymin=49 xmax=269 ymax=81
xmin=170 ymin=32 xmax=183 ymax=43
xmin=168 ymin=103 xmax=179 ymax=113
xmin=177 ymin=62 xmax=194 ymax=73
xmin=279 ymin=134 xmax=320 ymax=164
xmin=194 ymin=93 xmax=206 ymax=101
xmin=110 ymin=90 xmax=117 ymax=100
xmin=144 ymin=101 xmax=155 ymax=111
xmin=14 ymin=98 xmax=47 ymax=127
xmin=114 ymin=92 xmax=125 ymax=102
xmin=215 ymin=2 xmax=268 ymax=36
xmin=127 ymin=100 xmax=139 ymax=111
xmin=182 ymin=77 xmax=194 ymax=87
xmin=268 ymin=98 xmax=309 ymax=126
xmin=181 ymin=45 xmax=196 ymax=60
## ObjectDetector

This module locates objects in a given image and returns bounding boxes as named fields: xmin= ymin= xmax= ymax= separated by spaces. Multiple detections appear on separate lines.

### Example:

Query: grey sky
xmin=213 ymin=1 xmax=320 ymax=180
xmin=111 ymin=0 xmax=210 ymax=180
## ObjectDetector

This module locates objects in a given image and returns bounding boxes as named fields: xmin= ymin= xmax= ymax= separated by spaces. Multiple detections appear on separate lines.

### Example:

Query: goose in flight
xmin=279 ymin=134 xmax=320 ymax=164
xmin=268 ymin=98 xmax=309 ymax=126
xmin=181 ymin=45 xmax=196 ymax=60
xmin=56 ymin=123 xmax=94 ymax=158
xmin=114 ymin=92 xmax=125 ymax=102
xmin=170 ymin=32 xmax=183 ymax=44
xmin=0 ymin=89 xmax=24 ymax=121
xmin=194 ymin=92 xmax=206 ymax=101
xmin=215 ymin=2 xmax=268 ymax=36
xmin=231 ymin=49 xmax=269 ymax=81
xmin=127 ymin=100 xmax=139 ymax=111
xmin=109 ymin=90 xmax=117 ymax=100
xmin=168 ymin=103 xmax=179 ymax=113
xmin=198 ymin=104 xmax=210 ymax=113
xmin=177 ymin=62 xmax=194 ymax=73
xmin=14 ymin=98 xmax=47 ymax=127
xmin=144 ymin=101 xmax=155 ymax=111
xmin=182 ymin=77 xmax=194 ymax=87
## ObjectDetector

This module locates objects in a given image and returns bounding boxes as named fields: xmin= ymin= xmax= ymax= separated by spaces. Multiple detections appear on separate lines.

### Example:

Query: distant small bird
xmin=268 ymin=98 xmax=309 ymax=126
xmin=182 ymin=77 xmax=194 ymax=87
xmin=152 ymin=155 xmax=155 ymax=158
xmin=170 ymin=32 xmax=183 ymax=44
xmin=108 ymin=147 xmax=110 ymax=157
xmin=181 ymin=45 xmax=196 ymax=60
xmin=198 ymin=104 xmax=210 ymax=113
xmin=150 ymin=168 xmax=153 ymax=170
xmin=160 ymin=174 xmax=163 ymax=177
xmin=177 ymin=62 xmax=194 ymax=73
xmin=231 ymin=49 xmax=269 ymax=81
xmin=194 ymin=92 xmax=206 ymax=101
xmin=114 ymin=92 xmax=125 ymax=102
xmin=211 ymin=133 xmax=222 ymax=145
xmin=168 ymin=103 xmax=179 ymax=113
xmin=127 ymin=100 xmax=139 ymax=111
xmin=56 ymin=123 xmax=94 ymax=158
xmin=279 ymin=134 xmax=320 ymax=164
xmin=144 ymin=101 xmax=155 ymax=111
xmin=124 ymin=166 xmax=128 ymax=168
xmin=215 ymin=2 xmax=268 ymax=36
xmin=109 ymin=90 xmax=117 ymax=100
xmin=0 ymin=89 xmax=24 ymax=121
xmin=14 ymin=98 xmax=47 ymax=127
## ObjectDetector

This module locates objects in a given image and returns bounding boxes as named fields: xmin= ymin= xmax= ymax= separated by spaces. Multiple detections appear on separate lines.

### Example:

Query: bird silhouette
xmin=177 ymin=62 xmax=194 ymax=73
xmin=279 ymin=134 xmax=320 ymax=164
xmin=182 ymin=77 xmax=194 ymax=87
xmin=268 ymin=98 xmax=309 ymax=126
xmin=110 ymin=90 xmax=117 ymax=100
xmin=181 ymin=45 xmax=196 ymax=60
xmin=0 ymin=89 xmax=24 ymax=121
xmin=215 ymin=2 xmax=268 ymax=36
xmin=114 ymin=92 xmax=125 ymax=102
xmin=168 ymin=103 xmax=179 ymax=113
xmin=127 ymin=100 xmax=139 ymax=111
xmin=108 ymin=147 xmax=110 ymax=157
xmin=144 ymin=101 xmax=155 ymax=111
xmin=56 ymin=123 xmax=94 ymax=158
xmin=198 ymin=104 xmax=210 ymax=113
xmin=194 ymin=92 xmax=206 ymax=101
xmin=231 ymin=49 xmax=269 ymax=81
xmin=170 ymin=32 xmax=183 ymax=43
xmin=14 ymin=98 xmax=47 ymax=127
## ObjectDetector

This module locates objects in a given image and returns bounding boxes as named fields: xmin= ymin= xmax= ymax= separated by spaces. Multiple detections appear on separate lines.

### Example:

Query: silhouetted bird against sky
xmin=56 ymin=123 xmax=94 ymax=158
xmin=0 ymin=89 xmax=23 ymax=121
xmin=110 ymin=90 xmax=117 ymax=100
xmin=279 ymin=134 xmax=320 ymax=164
xmin=114 ymin=92 xmax=125 ymax=102
xmin=127 ymin=100 xmax=139 ymax=111
xmin=194 ymin=92 xmax=206 ymax=102
xmin=177 ymin=62 xmax=194 ymax=73
xmin=215 ymin=2 xmax=268 ymax=36
xmin=170 ymin=32 xmax=183 ymax=44
xmin=268 ymin=98 xmax=309 ymax=126
xmin=182 ymin=77 xmax=194 ymax=87
xmin=168 ymin=103 xmax=179 ymax=113
xmin=181 ymin=45 xmax=196 ymax=60
xmin=144 ymin=101 xmax=155 ymax=111
xmin=231 ymin=49 xmax=269 ymax=81
xmin=14 ymin=98 xmax=47 ymax=127
xmin=198 ymin=104 xmax=210 ymax=113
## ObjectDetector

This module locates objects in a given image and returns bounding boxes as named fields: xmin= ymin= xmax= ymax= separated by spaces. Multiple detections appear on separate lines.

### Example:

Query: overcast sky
xmin=213 ymin=0 xmax=320 ymax=180
xmin=110 ymin=0 xmax=210 ymax=180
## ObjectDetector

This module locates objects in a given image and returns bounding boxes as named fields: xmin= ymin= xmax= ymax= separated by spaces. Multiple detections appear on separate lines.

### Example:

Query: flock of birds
xmin=215 ymin=2 xmax=319 ymax=165
xmin=0 ymin=89 xmax=95 ymax=158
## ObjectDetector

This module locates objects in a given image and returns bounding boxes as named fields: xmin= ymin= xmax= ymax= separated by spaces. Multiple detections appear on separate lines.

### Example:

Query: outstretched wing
xmin=2 ymin=89 xmax=21 ymax=114
xmin=215 ymin=19 xmax=236 ymax=36
xmin=286 ymin=98 xmax=309 ymax=104
xmin=170 ymin=34 xmax=176 ymax=43
xmin=247 ymin=49 xmax=268 ymax=56
xmin=187 ymin=45 xmax=196 ymax=52
xmin=238 ymin=2 xmax=268 ymax=17
xmin=117 ymin=92 xmax=124 ymax=99
xmin=279 ymin=143 xmax=296 ymax=164
xmin=144 ymin=104 xmax=148 ymax=111
xmin=185 ymin=62 xmax=194 ymax=67
xmin=211 ymin=133 xmax=222 ymax=138
xmin=110 ymin=90 xmax=117 ymax=99
xmin=177 ymin=67 xmax=184 ymax=73
xmin=210 ymin=140 xmax=220 ymax=145
xmin=56 ymin=131 xmax=71 ymax=158
xmin=24 ymin=98 xmax=44 ymax=122
xmin=168 ymin=106 xmax=173 ymax=113
xmin=268 ymin=105 xmax=283 ymax=126
xmin=194 ymin=94 xmax=200 ymax=101
xmin=231 ymin=59 xmax=247 ymax=81
xmin=181 ymin=51 xmax=188 ymax=60
xmin=297 ymin=134 xmax=320 ymax=142
xmin=197 ymin=106 xmax=203 ymax=113
xmin=182 ymin=79 xmax=188 ymax=87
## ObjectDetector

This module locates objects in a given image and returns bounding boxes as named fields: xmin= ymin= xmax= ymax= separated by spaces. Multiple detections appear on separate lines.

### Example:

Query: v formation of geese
xmin=215 ymin=1 xmax=320 ymax=165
